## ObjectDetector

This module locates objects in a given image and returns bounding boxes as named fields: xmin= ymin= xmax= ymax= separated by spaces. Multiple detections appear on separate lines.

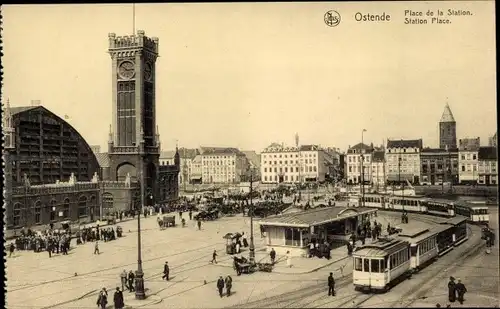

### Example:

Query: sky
xmin=2 ymin=2 xmax=497 ymax=153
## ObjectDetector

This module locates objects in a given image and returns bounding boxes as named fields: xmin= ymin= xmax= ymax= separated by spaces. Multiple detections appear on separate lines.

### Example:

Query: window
xmin=34 ymin=201 xmax=42 ymax=224
xmin=473 ymin=154 xmax=477 ymax=160
xmin=63 ymin=199 xmax=70 ymax=218
xmin=285 ymin=228 xmax=301 ymax=246
xmin=371 ymin=259 xmax=380 ymax=273
xmin=13 ymin=203 xmax=22 ymax=226
xmin=355 ymin=258 xmax=362 ymax=271
xmin=264 ymin=168 xmax=267 ymax=172
xmin=363 ymin=258 xmax=370 ymax=272
xmin=78 ymin=196 xmax=87 ymax=217
xmin=462 ymin=165 xmax=465 ymax=172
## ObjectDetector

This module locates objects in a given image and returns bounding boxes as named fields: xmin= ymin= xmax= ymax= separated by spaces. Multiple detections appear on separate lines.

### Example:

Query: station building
xmin=258 ymin=207 xmax=378 ymax=257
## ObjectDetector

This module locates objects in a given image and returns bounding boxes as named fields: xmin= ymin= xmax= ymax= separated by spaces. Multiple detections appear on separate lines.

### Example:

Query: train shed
xmin=258 ymin=206 xmax=377 ymax=257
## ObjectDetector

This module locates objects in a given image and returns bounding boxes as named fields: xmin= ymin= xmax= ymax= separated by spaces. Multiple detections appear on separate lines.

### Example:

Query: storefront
xmin=259 ymin=207 xmax=377 ymax=257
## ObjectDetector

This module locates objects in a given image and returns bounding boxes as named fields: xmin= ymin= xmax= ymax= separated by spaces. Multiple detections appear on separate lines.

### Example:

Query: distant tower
xmin=107 ymin=30 xmax=161 ymax=205
xmin=295 ymin=133 xmax=299 ymax=148
xmin=439 ymin=102 xmax=457 ymax=149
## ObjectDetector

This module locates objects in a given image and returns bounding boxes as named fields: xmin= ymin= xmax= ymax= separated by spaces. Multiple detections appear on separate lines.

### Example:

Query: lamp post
xmin=248 ymin=167 xmax=256 ymax=265
xmin=135 ymin=138 xmax=146 ymax=300
xmin=361 ymin=129 xmax=367 ymax=207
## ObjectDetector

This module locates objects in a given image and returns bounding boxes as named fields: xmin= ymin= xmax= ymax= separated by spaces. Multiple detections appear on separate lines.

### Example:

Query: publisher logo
xmin=324 ymin=10 xmax=341 ymax=27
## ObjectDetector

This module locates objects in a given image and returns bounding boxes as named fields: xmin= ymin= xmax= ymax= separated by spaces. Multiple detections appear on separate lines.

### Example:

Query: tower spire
xmin=440 ymin=102 xmax=455 ymax=122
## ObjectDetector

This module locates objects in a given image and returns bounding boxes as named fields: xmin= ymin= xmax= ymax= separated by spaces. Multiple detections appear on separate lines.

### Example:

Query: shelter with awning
xmin=259 ymin=207 xmax=377 ymax=257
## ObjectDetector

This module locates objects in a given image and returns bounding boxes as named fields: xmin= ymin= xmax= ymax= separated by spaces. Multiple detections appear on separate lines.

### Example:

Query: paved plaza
xmin=6 ymin=210 xmax=499 ymax=308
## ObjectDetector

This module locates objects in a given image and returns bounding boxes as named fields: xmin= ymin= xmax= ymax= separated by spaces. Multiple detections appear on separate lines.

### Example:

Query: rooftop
xmin=478 ymin=146 xmax=497 ymax=160
xmin=440 ymin=103 xmax=456 ymax=123
xmin=200 ymin=147 xmax=243 ymax=155
xmin=95 ymin=153 xmax=110 ymax=168
xmin=421 ymin=147 xmax=459 ymax=154
xmin=242 ymin=150 xmax=261 ymax=168
xmin=387 ymin=139 xmax=423 ymax=149
xmin=10 ymin=106 xmax=39 ymax=115
xmin=259 ymin=207 xmax=377 ymax=227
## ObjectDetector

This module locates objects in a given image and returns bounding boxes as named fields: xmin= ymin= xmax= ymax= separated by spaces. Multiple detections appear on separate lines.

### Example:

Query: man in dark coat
xmin=162 ymin=262 xmax=170 ymax=281
xmin=270 ymin=248 xmax=276 ymax=264
xmin=97 ymin=288 xmax=108 ymax=309
xmin=448 ymin=276 xmax=456 ymax=302
xmin=455 ymin=279 xmax=467 ymax=304
xmin=189 ymin=210 xmax=193 ymax=220
xmin=225 ymin=275 xmax=233 ymax=297
xmin=113 ymin=287 xmax=124 ymax=309
xmin=128 ymin=270 xmax=135 ymax=292
xmin=197 ymin=219 xmax=202 ymax=230
xmin=328 ymin=272 xmax=335 ymax=296
xmin=217 ymin=276 xmax=225 ymax=298
xmin=211 ymin=250 xmax=218 ymax=264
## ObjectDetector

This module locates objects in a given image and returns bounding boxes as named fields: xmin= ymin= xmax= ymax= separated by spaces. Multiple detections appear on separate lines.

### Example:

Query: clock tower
xmin=107 ymin=30 xmax=160 ymax=205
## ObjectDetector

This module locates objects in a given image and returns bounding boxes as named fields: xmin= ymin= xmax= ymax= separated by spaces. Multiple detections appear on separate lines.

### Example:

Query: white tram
xmin=397 ymin=227 xmax=440 ymax=271
xmin=387 ymin=196 xmax=427 ymax=212
xmin=352 ymin=238 xmax=410 ymax=291
xmin=454 ymin=201 xmax=490 ymax=224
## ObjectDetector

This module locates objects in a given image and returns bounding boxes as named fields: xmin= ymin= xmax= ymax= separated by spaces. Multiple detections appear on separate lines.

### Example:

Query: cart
xmin=163 ymin=216 xmax=176 ymax=228
xmin=257 ymin=263 xmax=273 ymax=272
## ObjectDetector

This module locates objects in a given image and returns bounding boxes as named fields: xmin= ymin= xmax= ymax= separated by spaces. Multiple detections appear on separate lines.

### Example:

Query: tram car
xmin=387 ymin=195 xmax=427 ymax=213
xmin=352 ymin=238 xmax=411 ymax=291
xmin=422 ymin=198 xmax=455 ymax=217
xmin=352 ymin=220 xmax=469 ymax=292
xmin=454 ymin=201 xmax=490 ymax=224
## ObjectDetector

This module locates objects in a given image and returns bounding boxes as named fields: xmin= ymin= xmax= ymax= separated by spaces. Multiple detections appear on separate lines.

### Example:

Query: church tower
xmin=439 ymin=103 xmax=457 ymax=149
xmin=3 ymin=99 xmax=15 ymax=226
xmin=107 ymin=30 xmax=161 ymax=205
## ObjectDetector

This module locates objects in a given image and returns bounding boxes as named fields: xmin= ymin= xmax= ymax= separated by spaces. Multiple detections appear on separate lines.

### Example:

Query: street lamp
xmin=248 ymin=167 xmax=256 ymax=265
xmin=135 ymin=137 xmax=146 ymax=300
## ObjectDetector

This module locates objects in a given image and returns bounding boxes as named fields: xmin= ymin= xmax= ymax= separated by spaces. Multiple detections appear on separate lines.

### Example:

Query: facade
xmin=458 ymin=137 xmax=480 ymax=184
xmin=260 ymin=143 xmax=335 ymax=184
xmin=106 ymin=31 xmax=179 ymax=205
xmin=160 ymin=148 xmax=200 ymax=188
xmin=386 ymin=139 xmax=423 ymax=184
xmin=346 ymin=143 xmax=375 ymax=184
xmin=9 ymin=173 xmax=101 ymax=229
xmin=7 ymin=106 xmax=101 ymax=186
xmin=420 ymin=147 xmax=459 ymax=185
xmin=200 ymin=147 xmax=249 ymax=184
xmin=439 ymin=103 xmax=457 ymax=149
xmin=488 ymin=132 xmax=497 ymax=147
xmin=370 ymin=150 xmax=386 ymax=188
xmin=477 ymin=146 xmax=497 ymax=185
xmin=190 ymin=155 xmax=203 ymax=184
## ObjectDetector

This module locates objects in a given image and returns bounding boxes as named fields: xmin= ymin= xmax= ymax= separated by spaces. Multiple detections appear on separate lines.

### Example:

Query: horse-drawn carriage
xmin=158 ymin=216 xmax=176 ymax=229
xmin=233 ymin=256 xmax=255 ymax=274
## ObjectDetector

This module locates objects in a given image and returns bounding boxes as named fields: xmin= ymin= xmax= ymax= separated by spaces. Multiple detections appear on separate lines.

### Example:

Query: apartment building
xmin=458 ymin=137 xmax=480 ymax=184
xmin=200 ymin=147 xmax=249 ymax=184
xmin=385 ymin=139 xmax=423 ymax=184
xmin=159 ymin=148 xmax=200 ymax=187
xmin=346 ymin=143 xmax=375 ymax=184
xmin=260 ymin=143 xmax=335 ymax=184
xmin=420 ymin=147 xmax=459 ymax=185
xmin=371 ymin=150 xmax=386 ymax=187
xmin=478 ymin=146 xmax=497 ymax=185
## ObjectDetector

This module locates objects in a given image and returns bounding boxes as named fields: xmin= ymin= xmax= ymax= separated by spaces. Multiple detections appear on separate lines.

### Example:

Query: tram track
xmin=390 ymin=239 xmax=486 ymax=308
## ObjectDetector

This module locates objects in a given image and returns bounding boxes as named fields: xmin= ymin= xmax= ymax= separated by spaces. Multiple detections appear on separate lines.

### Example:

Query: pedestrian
xmin=233 ymin=257 xmax=241 ymax=276
xmin=96 ymin=288 xmax=108 ymax=309
xmin=9 ymin=243 xmax=15 ymax=258
xmin=328 ymin=272 xmax=335 ymax=296
xmin=120 ymin=270 xmax=127 ymax=291
xmin=235 ymin=242 xmax=240 ymax=254
xmin=197 ymin=219 xmax=202 ymax=230
xmin=94 ymin=241 xmax=100 ymax=255
xmin=242 ymin=233 xmax=248 ymax=247
xmin=211 ymin=250 xmax=218 ymax=264
xmin=162 ymin=261 xmax=170 ymax=281
xmin=47 ymin=241 xmax=52 ymax=258
xmin=448 ymin=276 xmax=456 ymax=302
xmin=189 ymin=210 xmax=193 ymax=220
xmin=217 ymin=276 xmax=225 ymax=298
xmin=286 ymin=251 xmax=292 ymax=268
xmin=455 ymin=279 xmax=467 ymax=304
xmin=113 ymin=287 xmax=124 ymax=309
xmin=225 ymin=275 xmax=233 ymax=297
xmin=128 ymin=270 xmax=135 ymax=292
xmin=270 ymin=248 xmax=276 ymax=264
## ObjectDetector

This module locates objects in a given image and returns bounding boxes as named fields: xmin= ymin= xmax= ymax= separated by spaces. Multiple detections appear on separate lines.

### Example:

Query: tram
xmin=454 ymin=201 xmax=490 ymax=224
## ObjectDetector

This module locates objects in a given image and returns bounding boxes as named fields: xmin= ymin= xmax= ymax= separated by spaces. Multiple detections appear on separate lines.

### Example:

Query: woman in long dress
xmin=286 ymin=251 xmax=292 ymax=268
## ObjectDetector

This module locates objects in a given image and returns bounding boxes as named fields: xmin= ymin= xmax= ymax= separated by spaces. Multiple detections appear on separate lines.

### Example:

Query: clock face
xmin=118 ymin=61 xmax=135 ymax=79
xmin=144 ymin=62 xmax=153 ymax=81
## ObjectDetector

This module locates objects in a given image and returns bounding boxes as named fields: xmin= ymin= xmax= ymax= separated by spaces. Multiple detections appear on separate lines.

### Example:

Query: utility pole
xmin=135 ymin=132 xmax=145 ymax=300
xmin=248 ymin=168 xmax=255 ymax=265
xmin=361 ymin=129 xmax=367 ymax=207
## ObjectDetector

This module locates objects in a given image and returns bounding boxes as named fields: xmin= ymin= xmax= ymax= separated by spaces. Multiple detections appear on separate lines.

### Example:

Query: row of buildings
xmin=345 ymin=105 xmax=498 ymax=186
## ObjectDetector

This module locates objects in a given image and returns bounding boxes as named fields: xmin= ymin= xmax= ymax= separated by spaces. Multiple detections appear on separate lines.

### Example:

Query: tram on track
xmin=352 ymin=219 xmax=468 ymax=292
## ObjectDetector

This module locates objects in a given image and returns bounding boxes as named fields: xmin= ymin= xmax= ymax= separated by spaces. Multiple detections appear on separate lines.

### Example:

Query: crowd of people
xmin=9 ymin=228 xmax=71 ymax=258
